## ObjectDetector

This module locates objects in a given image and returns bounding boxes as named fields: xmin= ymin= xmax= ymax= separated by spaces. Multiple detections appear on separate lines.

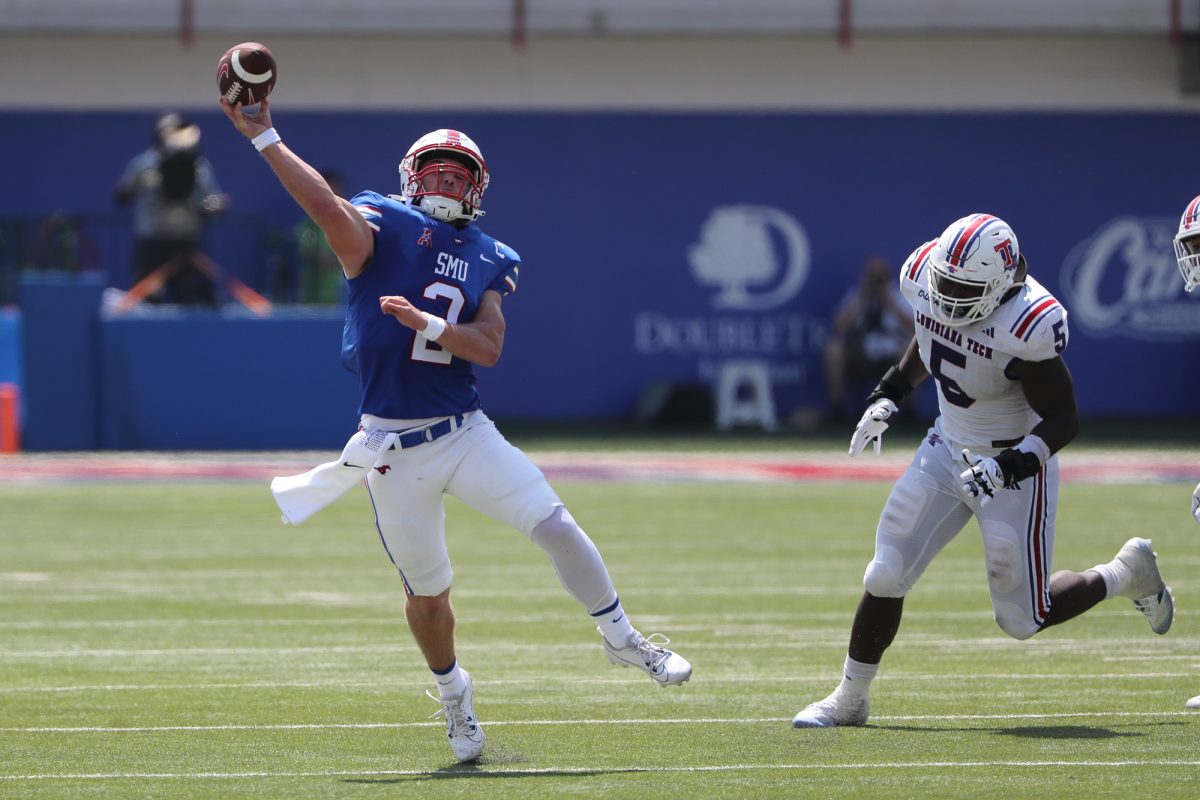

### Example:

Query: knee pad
xmin=984 ymin=534 xmax=1020 ymax=594
xmin=992 ymin=599 xmax=1039 ymax=640
xmin=878 ymin=477 xmax=927 ymax=540
xmin=863 ymin=544 xmax=907 ymax=598
xmin=531 ymin=505 xmax=576 ymax=544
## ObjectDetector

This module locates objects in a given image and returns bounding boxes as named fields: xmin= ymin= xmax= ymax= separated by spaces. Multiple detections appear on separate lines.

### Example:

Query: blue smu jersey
xmin=341 ymin=191 xmax=520 ymax=418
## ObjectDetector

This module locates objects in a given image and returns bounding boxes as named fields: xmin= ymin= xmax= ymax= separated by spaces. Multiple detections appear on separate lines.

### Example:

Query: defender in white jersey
xmin=221 ymin=98 xmax=690 ymax=763
xmin=793 ymin=214 xmax=1176 ymax=729
xmin=1174 ymin=196 xmax=1200 ymax=712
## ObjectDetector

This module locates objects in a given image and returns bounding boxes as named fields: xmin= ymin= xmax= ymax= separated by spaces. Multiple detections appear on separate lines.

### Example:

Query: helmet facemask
xmin=1175 ymin=231 xmax=1200 ymax=293
xmin=928 ymin=267 xmax=1011 ymax=326
xmin=1175 ymin=196 xmax=1200 ymax=293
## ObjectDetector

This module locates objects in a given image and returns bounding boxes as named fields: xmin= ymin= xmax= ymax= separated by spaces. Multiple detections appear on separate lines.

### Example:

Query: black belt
xmin=388 ymin=414 xmax=466 ymax=450
xmin=991 ymin=437 xmax=1022 ymax=448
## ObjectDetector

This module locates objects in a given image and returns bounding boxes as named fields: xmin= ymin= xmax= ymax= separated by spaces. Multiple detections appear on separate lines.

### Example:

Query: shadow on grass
xmin=342 ymin=743 xmax=645 ymax=783
xmin=872 ymin=720 xmax=1187 ymax=739
xmin=344 ymin=766 xmax=650 ymax=784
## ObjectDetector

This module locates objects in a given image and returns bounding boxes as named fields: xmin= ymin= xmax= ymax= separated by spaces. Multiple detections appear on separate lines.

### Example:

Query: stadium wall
xmin=3 ymin=33 xmax=1199 ymax=448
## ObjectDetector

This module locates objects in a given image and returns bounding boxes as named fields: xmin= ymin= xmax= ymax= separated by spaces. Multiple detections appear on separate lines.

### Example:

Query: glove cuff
xmin=995 ymin=448 xmax=1042 ymax=487
xmin=1016 ymin=434 xmax=1052 ymax=466
xmin=866 ymin=366 xmax=913 ymax=405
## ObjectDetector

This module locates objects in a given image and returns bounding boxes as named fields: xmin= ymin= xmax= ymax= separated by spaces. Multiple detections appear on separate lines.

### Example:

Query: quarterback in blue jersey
xmin=221 ymin=99 xmax=691 ymax=762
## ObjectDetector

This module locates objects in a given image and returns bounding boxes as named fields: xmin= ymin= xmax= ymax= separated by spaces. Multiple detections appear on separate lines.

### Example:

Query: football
xmin=216 ymin=42 xmax=277 ymax=106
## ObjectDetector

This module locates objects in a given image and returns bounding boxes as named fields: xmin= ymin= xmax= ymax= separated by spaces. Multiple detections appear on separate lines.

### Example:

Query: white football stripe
xmin=232 ymin=51 xmax=273 ymax=84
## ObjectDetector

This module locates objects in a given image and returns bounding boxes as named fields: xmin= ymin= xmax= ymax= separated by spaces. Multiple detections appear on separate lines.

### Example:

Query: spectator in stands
xmin=294 ymin=170 xmax=348 ymax=304
xmin=114 ymin=112 xmax=229 ymax=306
xmin=822 ymin=256 xmax=913 ymax=421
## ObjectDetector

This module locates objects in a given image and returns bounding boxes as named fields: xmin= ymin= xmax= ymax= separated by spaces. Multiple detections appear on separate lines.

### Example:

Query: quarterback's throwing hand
xmin=959 ymin=449 xmax=1006 ymax=506
xmin=848 ymin=398 xmax=898 ymax=457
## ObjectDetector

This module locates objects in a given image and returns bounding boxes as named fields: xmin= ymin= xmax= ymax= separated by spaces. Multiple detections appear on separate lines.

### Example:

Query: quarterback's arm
xmin=380 ymin=289 xmax=505 ymax=367
xmin=219 ymin=98 xmax=373 ymax=276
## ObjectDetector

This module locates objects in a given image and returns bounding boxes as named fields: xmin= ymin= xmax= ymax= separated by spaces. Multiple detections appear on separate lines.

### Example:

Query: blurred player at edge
xmin=792 ymin=213 xmax=1176 ymax=728
xmin=220 ymin=98 xmax=691 ymax=761
xmin=1174 ymin=195 xmax=1200 ymax=712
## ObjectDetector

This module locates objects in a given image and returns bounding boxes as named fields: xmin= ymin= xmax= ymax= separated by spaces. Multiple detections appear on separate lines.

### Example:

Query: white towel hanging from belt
xmin=270 ymin=429 xmax=399 ymax=525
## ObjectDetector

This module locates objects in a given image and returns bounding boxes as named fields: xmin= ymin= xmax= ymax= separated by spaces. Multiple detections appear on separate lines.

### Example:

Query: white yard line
xmin=5 ymin=758 xmax=1200 ymax=781
xmin=3 ymin=711 xmax=1196 ymax=734
xmin=2 ymin=671 xmax=1198 ymax=695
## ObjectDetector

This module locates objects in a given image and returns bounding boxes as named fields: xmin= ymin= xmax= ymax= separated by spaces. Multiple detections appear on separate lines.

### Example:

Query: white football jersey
xmin=899 ymin=240 xmax=1069 ymax=450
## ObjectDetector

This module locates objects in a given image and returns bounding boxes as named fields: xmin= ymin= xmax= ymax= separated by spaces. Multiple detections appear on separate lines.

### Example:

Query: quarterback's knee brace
xmin=862 ymin=546 xmax=907 ymax=598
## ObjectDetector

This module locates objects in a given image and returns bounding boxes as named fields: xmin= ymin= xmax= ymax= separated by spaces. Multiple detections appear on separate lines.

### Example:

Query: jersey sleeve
xmin=485 ymin=239 xmax=521 ymax=297
xmin=1008 ymin=294 xmax=1068 ymax=361
xmin=349 ymin=190 xmax=386 ymax=235
xmin=898 ymin=239 xmax=937 ymax=311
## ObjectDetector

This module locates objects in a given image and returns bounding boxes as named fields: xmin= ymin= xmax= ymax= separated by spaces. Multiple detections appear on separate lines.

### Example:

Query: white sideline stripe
xmin=6 ymin=759 xmax=1200 ymax=781
xmin=4 ymin=711 xmax=1195 ymax=733
xmin=3 ymin=671 xmax=1197 ymax=695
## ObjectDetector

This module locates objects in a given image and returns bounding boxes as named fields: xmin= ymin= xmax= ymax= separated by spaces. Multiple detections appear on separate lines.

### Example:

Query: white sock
xmin=433 ymin=660 xmax=467 ymax=698
xmin=1087 ymin=564 xmax=1121 ymax=599
xmin=593 ymin=597 xmax=636 ymax=646
xmin=836 ymin=656 xmax=879 ymax=700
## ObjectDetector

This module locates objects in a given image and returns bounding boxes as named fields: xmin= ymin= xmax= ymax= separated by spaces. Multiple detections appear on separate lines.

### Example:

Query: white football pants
xmin=864 ymin=423 xmax=1058 ymax=640
xmin=363 ymin=410 xmax=565 ymax=596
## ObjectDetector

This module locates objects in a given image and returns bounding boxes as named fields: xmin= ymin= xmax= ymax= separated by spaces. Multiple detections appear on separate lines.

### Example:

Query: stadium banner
xmin=4 ymin=111 xmax=1199 ymax=448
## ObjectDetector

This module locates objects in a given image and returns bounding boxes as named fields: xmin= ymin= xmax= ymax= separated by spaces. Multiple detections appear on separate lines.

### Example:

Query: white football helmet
xmin=1174 ymin=195 xmax=1200 ymax=293
xmin=927 ymin=213 xmax=1021 ymax=327
xmin=398 ymin=129 xmax=489 ymax=222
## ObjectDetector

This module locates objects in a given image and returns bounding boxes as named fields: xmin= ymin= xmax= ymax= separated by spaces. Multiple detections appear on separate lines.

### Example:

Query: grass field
xmin=1 ymin=457 xmax=1198 ymax=799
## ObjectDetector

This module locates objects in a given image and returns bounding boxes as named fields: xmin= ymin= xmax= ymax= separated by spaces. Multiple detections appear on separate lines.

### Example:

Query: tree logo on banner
xmin=688 ymin=205 xmax=810 ymax=310
xmin=1061 ymin=216 xmax=1200 ymax=340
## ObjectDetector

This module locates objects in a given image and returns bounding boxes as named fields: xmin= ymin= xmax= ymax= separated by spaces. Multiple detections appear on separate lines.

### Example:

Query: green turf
xmin=1 ymin=477 xmax=1197 ymax=799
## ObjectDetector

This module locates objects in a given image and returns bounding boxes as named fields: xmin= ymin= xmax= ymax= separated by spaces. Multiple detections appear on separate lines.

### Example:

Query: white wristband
xmin=421 ymin=313 xmax=447 ymax=342
xmin=1016 ymin=434 xmax=1052 ymax=466
xmin=252 ymin=127 xmax=281 ymax=152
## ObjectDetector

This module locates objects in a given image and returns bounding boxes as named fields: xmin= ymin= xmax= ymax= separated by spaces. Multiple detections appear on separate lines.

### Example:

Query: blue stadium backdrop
xmin=2 ymin=111 xmax=1198 ymax=448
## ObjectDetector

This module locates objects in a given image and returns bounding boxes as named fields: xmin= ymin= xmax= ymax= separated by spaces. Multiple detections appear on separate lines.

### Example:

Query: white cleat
xmin=601 ymin=629 xmax=692 ymax=686
xmin=1112 ymin=537 xmax=1175 ymax=635
xmin=430 ymin=669 xmax=485 ymax=762
xmin=792 ymin=691 xmax=869 ymax=728
xmin=1186 ymin=695 xmax=1200 ymax=710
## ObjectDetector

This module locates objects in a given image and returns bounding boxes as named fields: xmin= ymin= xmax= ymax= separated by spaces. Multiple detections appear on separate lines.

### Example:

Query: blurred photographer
xmin=822 ymin=256 xmax=913 ymax=421
xmin=114 ymin=112 xmax=229 ymax=305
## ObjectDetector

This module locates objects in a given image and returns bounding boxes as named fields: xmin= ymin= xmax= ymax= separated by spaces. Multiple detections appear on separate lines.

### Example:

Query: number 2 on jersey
xmin=411 ymin=282 xmax=465 ymax=365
